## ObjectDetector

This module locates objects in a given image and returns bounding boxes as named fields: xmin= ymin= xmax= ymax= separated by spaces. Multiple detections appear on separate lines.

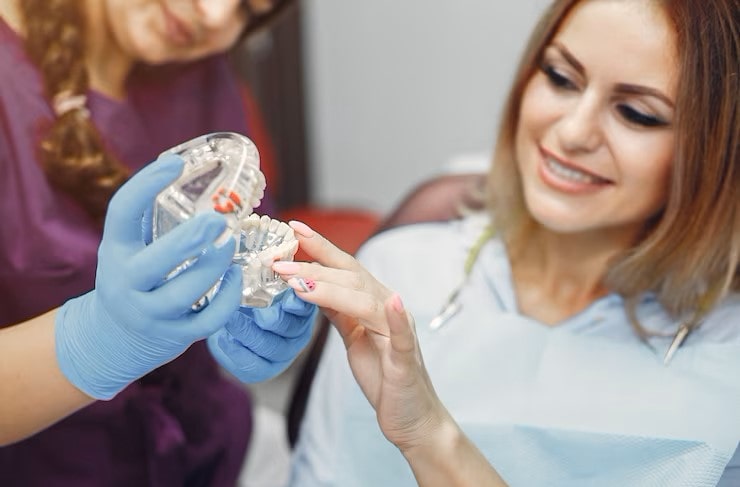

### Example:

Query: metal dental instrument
xmin=429 ymin=226 xmax=495 ymax=331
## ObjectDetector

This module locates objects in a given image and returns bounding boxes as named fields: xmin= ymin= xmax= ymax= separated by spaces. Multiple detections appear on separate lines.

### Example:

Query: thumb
xmin=104 ymin=154 xmax=184 ymax=247
xmin=385 ymin=294 xmax=416 ymax=356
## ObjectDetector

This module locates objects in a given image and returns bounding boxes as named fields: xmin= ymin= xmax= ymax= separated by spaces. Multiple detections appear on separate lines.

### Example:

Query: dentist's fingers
xmin=129 ymin=213 xmax=231 ymax=291
xmin=104 ymin=154 xmax=184 ymax=249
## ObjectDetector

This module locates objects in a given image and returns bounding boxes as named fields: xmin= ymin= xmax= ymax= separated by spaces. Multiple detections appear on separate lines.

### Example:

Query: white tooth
xmin=269 ymin=219 xmax=280 ymax=233
xmin=275 ymin=222 xmax=289 ymax=237
xmin=259 ymin=214 xmax=271 ymax=231
xmin=548 ymin=158 xmax=599 ymax=183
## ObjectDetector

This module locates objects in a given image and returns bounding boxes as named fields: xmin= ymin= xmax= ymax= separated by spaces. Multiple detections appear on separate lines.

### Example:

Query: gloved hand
xmin=56 ymin=154 xmax=243 ymax=400
xmin=207 ymin=290 xmax=317 ymax=382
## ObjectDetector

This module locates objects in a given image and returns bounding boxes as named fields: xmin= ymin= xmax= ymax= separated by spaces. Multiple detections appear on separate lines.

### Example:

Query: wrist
xmin=400 ymin=409 xmax=463 ymax=464
xmin=55 ymin=293 xmax=159 ymax=400
xmin=400 ymin=410 xmax=507 ymax=487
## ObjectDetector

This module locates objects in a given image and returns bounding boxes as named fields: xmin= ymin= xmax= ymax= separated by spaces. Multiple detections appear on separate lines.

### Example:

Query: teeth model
xmin=235 ymin=214 xmax=299 ymax=307
xmin=152 ymin=132 xmax=298 ymax=309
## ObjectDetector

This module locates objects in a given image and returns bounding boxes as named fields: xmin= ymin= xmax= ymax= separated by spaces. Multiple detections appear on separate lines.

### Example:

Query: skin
xmin=0 ymin=309 xmax=93 ymax=447
xmin=0 ymin=0 xmax=276 ymax=99
xmin=271 ymin=1 xmax=680 ymax=484
xmin=511 ymin=0 xmax=677 ymax=324
xmin=85 ymin=0 xmax=250 ymax=98
xmin=274 ymin=222 xmax=507 ymax=487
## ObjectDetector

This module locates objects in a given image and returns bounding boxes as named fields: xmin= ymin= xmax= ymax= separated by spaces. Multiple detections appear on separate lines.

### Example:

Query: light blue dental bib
xmin=334 ymin=281 xmax=740 ymax=486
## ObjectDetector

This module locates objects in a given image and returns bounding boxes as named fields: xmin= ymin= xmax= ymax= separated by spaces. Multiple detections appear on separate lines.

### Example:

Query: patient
xmin=268 ymin=0 xmax=740 ymax=485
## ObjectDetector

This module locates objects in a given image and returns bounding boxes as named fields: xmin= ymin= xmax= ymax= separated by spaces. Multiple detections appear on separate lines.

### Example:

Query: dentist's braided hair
xmin=20 ymin=0 xmax=129 ymax=222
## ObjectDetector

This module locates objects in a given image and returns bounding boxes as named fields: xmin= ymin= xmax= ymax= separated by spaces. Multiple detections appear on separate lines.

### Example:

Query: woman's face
xmin=514 ymin=0 xmax=677 ymax=238
xmin=102 ymin=0 xmax=252 ymax=65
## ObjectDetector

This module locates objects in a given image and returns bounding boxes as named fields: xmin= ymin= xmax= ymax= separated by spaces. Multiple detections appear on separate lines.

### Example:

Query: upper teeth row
xmin=546 ymin=157 xmax=600 ymax=184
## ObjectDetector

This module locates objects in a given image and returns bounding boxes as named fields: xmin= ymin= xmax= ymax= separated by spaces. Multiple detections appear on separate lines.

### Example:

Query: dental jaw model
xmin=153 ymin=132 xmax=298 ymax=309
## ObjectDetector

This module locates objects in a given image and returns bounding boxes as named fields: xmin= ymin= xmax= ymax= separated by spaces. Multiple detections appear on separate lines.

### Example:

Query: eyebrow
xmin=550 ymin=42 xmax=675 ymax=108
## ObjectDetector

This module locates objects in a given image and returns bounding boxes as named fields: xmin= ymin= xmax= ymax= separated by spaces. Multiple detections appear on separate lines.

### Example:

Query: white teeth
xmin=546 ymin=157 xmax=602 ymax=184
xmin=236 ymin=213 xmax=299 ymax=307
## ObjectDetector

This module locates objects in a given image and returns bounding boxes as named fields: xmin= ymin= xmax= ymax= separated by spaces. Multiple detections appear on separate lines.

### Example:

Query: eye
xmin=540 ymin=62 xmax=577 ymax=91
xmin=617 ymin=104 xmax=668 ymax=128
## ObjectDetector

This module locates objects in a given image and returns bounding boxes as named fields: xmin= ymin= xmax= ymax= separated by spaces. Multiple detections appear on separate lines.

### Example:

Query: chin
xmin=526 ymin=201 xmax=598 ymax=235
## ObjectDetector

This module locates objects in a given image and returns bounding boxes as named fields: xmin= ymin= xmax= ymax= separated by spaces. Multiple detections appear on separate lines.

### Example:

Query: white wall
xmin=301 ymin=1 xmax=551 ymax=214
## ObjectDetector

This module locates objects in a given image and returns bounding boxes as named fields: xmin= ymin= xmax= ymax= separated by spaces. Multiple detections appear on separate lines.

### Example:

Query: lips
xmin=161 ymin=3 xmax=195 ymax=46
xmin=538 ymin=147 xmax=613 ymax=193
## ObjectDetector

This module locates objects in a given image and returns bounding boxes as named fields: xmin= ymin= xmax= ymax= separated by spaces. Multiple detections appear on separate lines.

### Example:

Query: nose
xmin=197 ymin=0 xmax=242 ymax=29
xmin=555 ymin=91 xmax=604 ymax=153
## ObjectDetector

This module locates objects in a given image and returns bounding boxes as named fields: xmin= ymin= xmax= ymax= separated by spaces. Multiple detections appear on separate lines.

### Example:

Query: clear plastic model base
xmin=152 ymin=132 xmax=296 ymax=309
xmin=153 ymin=132 xmax=265 ymax=242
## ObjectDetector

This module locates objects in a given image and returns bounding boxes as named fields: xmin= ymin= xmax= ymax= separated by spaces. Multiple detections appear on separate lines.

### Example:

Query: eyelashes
xmin=616 ymin=104 xmax=667 ymax=127
xmin=539 ymin=61 xmax=669 ymax=128
xmin=541 ymin=62 xmax=576 ymax=91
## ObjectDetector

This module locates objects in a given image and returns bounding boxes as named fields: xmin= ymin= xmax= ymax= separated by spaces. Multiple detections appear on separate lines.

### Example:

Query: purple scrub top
xmin=0 ymin=17 xmax=265 ymax=486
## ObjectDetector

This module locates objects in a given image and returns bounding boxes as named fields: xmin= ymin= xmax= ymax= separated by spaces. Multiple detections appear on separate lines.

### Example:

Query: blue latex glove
xmin=207 ymin=290 xmax=317 ymax=382
xmin=56 ymin=154 xmax=243 ymax=400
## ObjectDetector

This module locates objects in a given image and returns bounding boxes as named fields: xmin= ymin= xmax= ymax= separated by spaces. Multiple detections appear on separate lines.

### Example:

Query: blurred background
xmin=235 ymin=0 xmax=552 ymax=216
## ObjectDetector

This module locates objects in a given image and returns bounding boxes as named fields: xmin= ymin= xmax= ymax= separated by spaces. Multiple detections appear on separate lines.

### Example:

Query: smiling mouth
xmin=544 ymin=156 xmax=612 ymax=185
xmin=161 ymin=3 xmax=195 ymax=46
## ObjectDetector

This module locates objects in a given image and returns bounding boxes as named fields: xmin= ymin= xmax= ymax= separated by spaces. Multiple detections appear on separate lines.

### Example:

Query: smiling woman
xmin=0 ymin=0 xmax=293 ymax=485
xmin=513 ymin=0 xmax=676 ymax=244
xmin=285 ymin=0 xmax=740 ymax=485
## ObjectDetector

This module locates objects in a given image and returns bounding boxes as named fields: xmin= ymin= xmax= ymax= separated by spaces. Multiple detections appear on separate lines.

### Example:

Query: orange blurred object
xmin=279 ymin=206 xmax=381 ymax=260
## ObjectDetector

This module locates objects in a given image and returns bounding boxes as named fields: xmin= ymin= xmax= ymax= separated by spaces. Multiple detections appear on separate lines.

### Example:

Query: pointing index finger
xmin=289 ymin=220 xmax=361 ymax=271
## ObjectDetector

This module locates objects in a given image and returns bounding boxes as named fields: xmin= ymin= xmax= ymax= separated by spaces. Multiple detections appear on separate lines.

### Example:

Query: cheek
xmin=615 ymin=132 xmax=674 ymax=209
xmin=110 ymin=8 xmax=167 ymax=62
xmin=617 ymin=129 xmax=673 ymax=183
xmin=515 ymin=76 xmax=562 ymax=154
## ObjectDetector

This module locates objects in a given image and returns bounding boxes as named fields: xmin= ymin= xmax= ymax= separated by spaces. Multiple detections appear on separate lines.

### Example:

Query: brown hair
xmin=20 ymin=0 xmax=130 ymax=222
xmin=487 ymin=0 xmax=739 ymax=323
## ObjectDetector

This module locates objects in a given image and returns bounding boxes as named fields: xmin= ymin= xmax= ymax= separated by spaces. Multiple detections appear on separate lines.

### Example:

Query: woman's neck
xmin=508 ymin=224 xmax=637 ymax=325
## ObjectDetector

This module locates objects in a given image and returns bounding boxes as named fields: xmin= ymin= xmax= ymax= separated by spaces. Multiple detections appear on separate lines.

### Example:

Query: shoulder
xmin=357 ymin=212 xmax=490 ymax=264
xmin=696 ymin=292 xmax=740 ymax=343
xmin=354 ymin=213 xmax=492 ymax=293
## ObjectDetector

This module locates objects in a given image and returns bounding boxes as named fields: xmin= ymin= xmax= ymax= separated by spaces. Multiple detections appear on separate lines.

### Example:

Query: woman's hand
xmin=278 ymin=221 xmax=507 ymax=486
xmin=272 ymin=221 xmax=449 ymax=451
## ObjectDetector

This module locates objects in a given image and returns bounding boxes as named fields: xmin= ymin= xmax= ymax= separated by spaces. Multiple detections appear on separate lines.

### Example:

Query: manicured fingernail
xmin=288 ymin=220 xmax=315 ymax=238
xmin=391 ymin=294 xmax=405 ymax=314
xmin=289 ymin=277 xmax=315 ymax=293
xmin=273 ymin=261 xmax=301 ymax=274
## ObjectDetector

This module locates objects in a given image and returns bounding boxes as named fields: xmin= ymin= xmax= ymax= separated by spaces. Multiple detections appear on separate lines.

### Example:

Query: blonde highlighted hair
xmin=20 ymin=0 xmax=129 ymax=222
xmin=487 ymin=0 xmax=739 ymax=322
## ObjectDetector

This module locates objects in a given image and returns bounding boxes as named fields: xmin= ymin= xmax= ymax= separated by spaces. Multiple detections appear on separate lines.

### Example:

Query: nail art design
xmin=296 ymin=278 xmax=316 ymax=293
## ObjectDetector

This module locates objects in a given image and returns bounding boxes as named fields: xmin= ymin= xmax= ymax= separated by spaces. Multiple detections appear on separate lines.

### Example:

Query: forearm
xmin=0 ymin=309 xmax=94 ymax=446
xmin=402 ymin=413 xmax=508 ymax=487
